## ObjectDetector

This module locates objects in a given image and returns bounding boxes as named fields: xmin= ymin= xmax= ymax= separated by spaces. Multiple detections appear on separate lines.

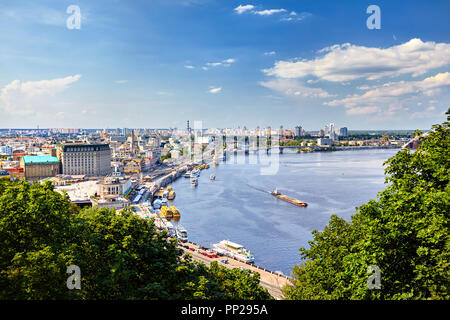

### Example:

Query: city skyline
xmin=1 ymin=0 xmax=450 ymax=129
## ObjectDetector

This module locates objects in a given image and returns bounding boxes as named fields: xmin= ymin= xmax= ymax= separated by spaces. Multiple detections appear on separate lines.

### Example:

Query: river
xmin=168 ymin=148 xmax=399 ymax=276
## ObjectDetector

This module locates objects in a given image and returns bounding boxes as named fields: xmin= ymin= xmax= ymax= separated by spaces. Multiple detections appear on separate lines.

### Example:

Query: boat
xmin=170 ymin=206 xmax=180 ymax=220
xmin=160 ymin=205 xmax=173 ymax=219
xmin=210 ymin=174 xmax=215 ymax=180
xmin=212 ymin=240 xmax=254 ymax=263
xmin=190 ymin=177 xmax=198 ymax=186
xmin=184 ymin=171 xmax=192 ymax=178
xmin=270 ymin=188 xmax=307 ymax=207
xmin=153 ymin=199 xmax=162 ymax=209
xmin=191 ymin=168 xmax=200 ymax=177
xmin=176 ymin=224 xmax=188 ymax=242
xmin=161 ymin=198 xmax=169 ymax=206
xmin=168 ymin=189 xmax=176 ymax=200
xmin=165 ymin=221 xmax=176 ymax=236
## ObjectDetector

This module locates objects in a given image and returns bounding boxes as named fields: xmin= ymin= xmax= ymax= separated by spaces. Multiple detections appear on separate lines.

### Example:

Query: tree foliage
xmin=285 ymin=109 xmax=450 ymax=300
xmin=0 ymin=180 xmax=271 ymax=300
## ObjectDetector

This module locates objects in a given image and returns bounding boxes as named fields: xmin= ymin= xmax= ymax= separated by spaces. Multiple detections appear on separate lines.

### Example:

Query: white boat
xmin=212 ymin=240 xmax=254 ymax=263
xmin=165 ymin=221 xmax=176 ymax=236
xmin=161 ymin=198 xmax=168 ymax=206
xmin=153 ymin=199 xmax=162 ymax=209
xmin=184 ymin=171 xmax=192 ymax=178
xmin=210 ymin=174 xmax=215 ymax=180
xmin=176 ymin=224 xmax=188 ymax=242
xmin=190 ymin=177 xmax=198 ymax=186
xmin=191 ymin=168 xmax=200 ymax=177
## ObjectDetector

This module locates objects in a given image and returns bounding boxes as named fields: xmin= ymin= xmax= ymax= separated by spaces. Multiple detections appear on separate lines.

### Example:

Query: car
xmin=220 ymin=259 xmax=228 ymax=264
xmin=189 ymin=247 xmax=195 ymax=251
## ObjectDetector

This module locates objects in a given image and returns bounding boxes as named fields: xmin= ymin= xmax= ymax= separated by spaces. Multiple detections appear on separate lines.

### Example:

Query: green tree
xmin=285 ymin=109 xmax=450 ymax=300
xmin=0 ymin=180 xmax=271 ymax=300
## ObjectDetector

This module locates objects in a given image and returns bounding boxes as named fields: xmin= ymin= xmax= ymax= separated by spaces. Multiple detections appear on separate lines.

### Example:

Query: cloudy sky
xmin=1 ymin=0 xmax=449 ymax=130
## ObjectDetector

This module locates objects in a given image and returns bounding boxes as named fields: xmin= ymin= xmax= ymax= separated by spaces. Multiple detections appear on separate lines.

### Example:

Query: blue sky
xmin=1 ymin=0 xmax=449 ymax=130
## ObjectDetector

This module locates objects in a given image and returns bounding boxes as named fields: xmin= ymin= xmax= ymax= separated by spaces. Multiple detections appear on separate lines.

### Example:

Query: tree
xmin=0 ymin=180 xmax=271 ymax=300
xmin=285 ymin=110 xmax=449 ymax=300
xmin=207 ymin=262 xmax=272 ymax=300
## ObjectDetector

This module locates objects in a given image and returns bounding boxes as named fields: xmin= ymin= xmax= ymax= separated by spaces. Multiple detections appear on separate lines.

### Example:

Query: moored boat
xmin=176 ymin=224 xmax=188 ymax=242
xmin=160 ymin=205 xmax=173 ymax=219
xmin=212 ymin=240 xmax=254 ymax=263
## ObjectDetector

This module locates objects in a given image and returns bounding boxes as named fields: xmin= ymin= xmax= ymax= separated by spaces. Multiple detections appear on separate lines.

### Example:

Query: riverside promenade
xmin=136 ymin=203 xmax=293 ymax=300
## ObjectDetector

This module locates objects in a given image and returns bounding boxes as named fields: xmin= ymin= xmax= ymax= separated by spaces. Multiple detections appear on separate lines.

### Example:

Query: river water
xmin=168 ymin=148 xmax=399 ymax=276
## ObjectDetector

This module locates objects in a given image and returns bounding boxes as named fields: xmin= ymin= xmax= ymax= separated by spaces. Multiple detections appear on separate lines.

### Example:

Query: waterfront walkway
xmin=136 ymin=203 xmax=293 ymax=300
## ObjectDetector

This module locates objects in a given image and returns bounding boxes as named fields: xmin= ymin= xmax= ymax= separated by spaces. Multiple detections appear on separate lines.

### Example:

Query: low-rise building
xmin=317 ymin=138 xmax=333 ymax=146
xmin=20 ymin=155 xmax=60 ymax=180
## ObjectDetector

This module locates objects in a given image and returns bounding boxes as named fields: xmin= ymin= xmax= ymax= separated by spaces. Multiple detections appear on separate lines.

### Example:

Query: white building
xmin=317 ymin=138 xmax=333 ymax=146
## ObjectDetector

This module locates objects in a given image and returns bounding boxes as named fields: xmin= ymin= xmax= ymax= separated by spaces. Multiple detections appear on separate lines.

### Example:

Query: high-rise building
xmin=58 ymin=143 xmax=111 ymax=177
xmin=339 ymin=127 xmax=348 ymax=137
xmin=0 ymin=146 xmax=13 ymax=155
xmin=295 ymin=126 xmax=302 ymax=137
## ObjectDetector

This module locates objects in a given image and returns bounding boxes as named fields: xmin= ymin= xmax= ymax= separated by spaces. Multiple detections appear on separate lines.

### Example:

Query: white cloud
xmin=234 ymin=5 xmax=255 ymax=14
xmin=115 ymin=80 xmax=128 ymax=84
xmin=204 ymin=58 xmax=235 ymax=69
xmin=259 ymin=79 xmax=334 ymax=99
xmin=184 ymin=65 xmax=195 ymax=69
xmin=209 ymin=87 xmax=222 ymax=94
xmin=206 ymin=62 xmax=222 ymax=67
xmin=346 ymin=106 xmax=381 ymax=115
xmin=0 ymin=75 xmax=81 ymax=116
xmin=264 ymin=51 xmax=276 ymax=56
xmin=253 ymin=9 xmax=287 ymax=16
xmin=264 ymin=39 xmax=450 ymax=82
xmin=326 ymin=72 xmax=450 ymax=107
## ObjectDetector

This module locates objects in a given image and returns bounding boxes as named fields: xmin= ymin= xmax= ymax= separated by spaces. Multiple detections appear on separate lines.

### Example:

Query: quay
xmin=135 ymin=198 xmax=293 ymax=300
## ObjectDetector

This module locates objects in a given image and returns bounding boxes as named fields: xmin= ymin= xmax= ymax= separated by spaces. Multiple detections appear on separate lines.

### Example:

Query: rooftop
xmin=22 ymin=155 xmax=59 ymax=164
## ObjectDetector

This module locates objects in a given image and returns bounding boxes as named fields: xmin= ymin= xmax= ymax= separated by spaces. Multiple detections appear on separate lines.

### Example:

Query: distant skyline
xmin=1 ymin=0 xmax=449 ymax=130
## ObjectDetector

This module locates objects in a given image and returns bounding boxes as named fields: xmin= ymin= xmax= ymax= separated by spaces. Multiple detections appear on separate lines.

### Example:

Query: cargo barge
xmin=269 ymin=188 xmax=307 ymax=207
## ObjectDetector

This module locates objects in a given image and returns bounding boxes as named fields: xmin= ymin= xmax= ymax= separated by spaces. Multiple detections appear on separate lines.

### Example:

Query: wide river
xmin=168 ymin=148 xmax=399 ymax=275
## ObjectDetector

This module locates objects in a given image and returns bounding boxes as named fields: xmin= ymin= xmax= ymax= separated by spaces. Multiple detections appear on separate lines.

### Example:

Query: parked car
xmin=220 ymin=259 xmax=228 ymax=264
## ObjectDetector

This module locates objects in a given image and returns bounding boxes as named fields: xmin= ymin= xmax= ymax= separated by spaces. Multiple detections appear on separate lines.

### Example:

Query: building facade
xmin=21 ymin=155 xmax=60 ymax=180
xmin=58 ymin=143 xmax=111 ymax=177
xmin=339 ymin=127 xmax=348 ymax=137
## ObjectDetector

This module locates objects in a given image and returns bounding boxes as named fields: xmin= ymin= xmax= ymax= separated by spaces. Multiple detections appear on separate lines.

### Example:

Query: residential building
xmin=295 ymin=126 xmax=302 ymax=138
xmin=339 ymin=127 xmax=348 ymax=137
